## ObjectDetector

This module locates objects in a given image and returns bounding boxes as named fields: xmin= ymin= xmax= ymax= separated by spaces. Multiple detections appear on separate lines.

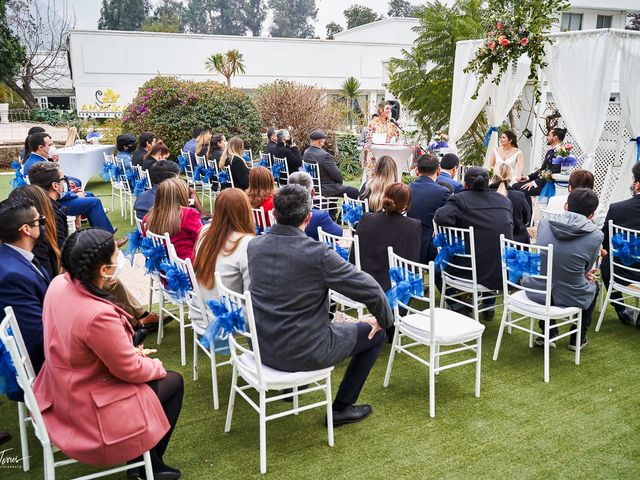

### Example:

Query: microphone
xmin=390 ymin=117 xmax=403 ymax=131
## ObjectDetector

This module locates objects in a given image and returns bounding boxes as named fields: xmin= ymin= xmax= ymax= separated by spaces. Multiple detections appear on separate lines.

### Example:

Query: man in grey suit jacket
xmin=247 ymin=184 xmax=393 ymax=426
xmin=302 ymin=130 xmax=359 ymax=199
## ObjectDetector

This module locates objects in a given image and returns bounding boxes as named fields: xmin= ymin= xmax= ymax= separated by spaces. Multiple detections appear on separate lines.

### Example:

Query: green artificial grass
xmin=1 ymin=175 xmax=640 ymax=479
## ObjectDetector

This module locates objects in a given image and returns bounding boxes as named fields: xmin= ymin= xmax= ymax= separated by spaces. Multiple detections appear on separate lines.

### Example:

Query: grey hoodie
xmin=525 ymin=212 xmax=603 ymax=309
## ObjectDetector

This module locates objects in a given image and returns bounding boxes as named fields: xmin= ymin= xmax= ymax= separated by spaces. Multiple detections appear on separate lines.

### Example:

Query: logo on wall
xmin=79 ymin=89 xmax=127 ymax=118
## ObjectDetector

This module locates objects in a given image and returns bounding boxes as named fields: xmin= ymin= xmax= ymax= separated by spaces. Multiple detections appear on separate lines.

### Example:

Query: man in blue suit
xmin=437 ymin=153 xmax=464 ymax=193
xmin=0 ymin=197 xmax=51 ymax=400
xmin=407 ymin=155 xmax=451 ymax=263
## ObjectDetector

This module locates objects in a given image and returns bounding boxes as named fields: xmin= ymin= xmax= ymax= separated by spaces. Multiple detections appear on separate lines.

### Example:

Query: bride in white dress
xmin=488 ymin=130 xmax=524 ymax=180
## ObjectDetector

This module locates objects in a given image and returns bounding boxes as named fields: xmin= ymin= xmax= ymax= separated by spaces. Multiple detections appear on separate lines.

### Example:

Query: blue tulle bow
xmin=134 ymin=178 xmax=146 ymax=196
xmin=258 ymin=158 xmax=270 ymax=168
xmin=385 ymin=267 xmax=424 ymax=310
xmin=611 ymin=233 xmax=640 ymax=266
xmin=99 ymin=162 xmax=121 ymax=182
xmin=482 ymin=126 xmax=499 ymax=147
xmin=125 ymin=168 xmax=137 ymax=189
xmin=0 ymin=331 xmax=20 ymax=396
xmin=202 ymin=168 xmax=217 ymax=183
xmin=242 ymin=152 xmax=251 ymax=164
xmin=538 ymin=180 xmax=556 ymax=202
xmin=255 ymin=224 xmax=270 ymax=235
xmin=193 ymin=164 xmax=206 ymax=182
xmin=177 ymin=155 xmax=187 ymax=173
xmin=433 ymin=233 xmax=465 ymax=271
xmin=200 ymin=299 xmax=245 ymax=351
xmin=160 ymin=261 xmax=192 ymax=301
xmin=10 ymin=161 xmax=27 ymax=189
xmin=325 ymin=241 xmax=349 ymax=261
xmin=631 ymin=137 xmax=640 ymax=163
xmin=341 ymin=202 xmax=363 ymax=225
xmin=217 ymin=170 xmax=230 ymax=185
xmin=552 ymin=156 xmax=578 ymax=167
xmin=303 ymin=163 xmax=317 ymax=176
xmin=503 ymin=246 xmax=541 ymax=283
xmin=124 ymin=229 xmax=144 ymax=265
xmin=140 ymin=237 xmax=168 ymax=274
xmin=271 ymin=163 xmax=284 ymax=180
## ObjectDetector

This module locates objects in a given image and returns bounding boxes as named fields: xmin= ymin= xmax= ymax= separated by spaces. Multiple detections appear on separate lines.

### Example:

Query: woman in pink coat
xmin=34 ymin=228 xmax=183 ymax=479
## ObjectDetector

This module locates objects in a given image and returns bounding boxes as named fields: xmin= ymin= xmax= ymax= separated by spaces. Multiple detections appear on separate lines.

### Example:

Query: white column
xmin=0 ymin=103 xmax=8 ymax=124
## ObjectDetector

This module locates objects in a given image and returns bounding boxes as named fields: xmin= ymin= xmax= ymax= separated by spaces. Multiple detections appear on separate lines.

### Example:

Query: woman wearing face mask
xmin=33 ymin=228 xmax=184 ymax=479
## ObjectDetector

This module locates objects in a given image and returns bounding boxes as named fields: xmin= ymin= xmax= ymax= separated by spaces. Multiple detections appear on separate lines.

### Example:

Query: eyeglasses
xmin=21 ymin=215 xmax=45 ymax=230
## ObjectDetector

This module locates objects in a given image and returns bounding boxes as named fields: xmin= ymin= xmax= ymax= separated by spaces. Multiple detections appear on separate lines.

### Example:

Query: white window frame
xmin=561 ymin=13 xmax=583 ymax=31
xmin=596 ymin=15 xmax=612 ymax=29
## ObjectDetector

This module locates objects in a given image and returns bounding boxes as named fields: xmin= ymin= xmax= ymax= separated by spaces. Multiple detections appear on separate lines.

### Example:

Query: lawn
xmin=0 ymin=174 xmax=639 ymax=479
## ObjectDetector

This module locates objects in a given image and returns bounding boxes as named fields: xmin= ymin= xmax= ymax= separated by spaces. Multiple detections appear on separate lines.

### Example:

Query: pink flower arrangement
xmin=565 ymin=143 xmax=573 ymax=151
xmin=487 ymin=41 xmax=496 ymax=50
xmin=498 ymin=35 xmax=509 ymax=46
xmin=497 ymin=21 xmax=504 ymax=30
xmin=520 ymin=37 xmax=528 ymax=46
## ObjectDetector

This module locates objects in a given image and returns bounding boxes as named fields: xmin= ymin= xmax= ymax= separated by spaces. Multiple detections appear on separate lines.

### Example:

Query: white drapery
xmin=542 ymin=32 xmax=619 ymax=172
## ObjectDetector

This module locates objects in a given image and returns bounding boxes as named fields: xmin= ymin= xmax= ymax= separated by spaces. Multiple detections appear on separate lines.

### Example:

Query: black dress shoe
xmin=482 ymin=309 xmax=495 ymax=321
xmin=328 ymin=404 xmax=373 ymax=427
xmin=617 ymin=308 xmax=639 ymax=326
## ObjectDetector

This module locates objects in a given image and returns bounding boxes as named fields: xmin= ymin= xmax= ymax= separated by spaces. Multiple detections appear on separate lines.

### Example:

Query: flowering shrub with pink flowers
xmin=465 ymin=0 xmax=569 ymax=103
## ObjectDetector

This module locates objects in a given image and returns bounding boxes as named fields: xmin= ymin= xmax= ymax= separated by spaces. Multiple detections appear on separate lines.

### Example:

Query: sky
xmin=58 ymin=0 xmax=425 ymax=38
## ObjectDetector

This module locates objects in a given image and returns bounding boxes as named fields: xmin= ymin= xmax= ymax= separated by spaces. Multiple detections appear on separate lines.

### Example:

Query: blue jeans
xmin=60 ymin=195 xmax=115 ymax=233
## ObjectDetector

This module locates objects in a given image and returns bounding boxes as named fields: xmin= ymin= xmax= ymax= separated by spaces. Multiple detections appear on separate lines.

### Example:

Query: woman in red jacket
xmin=143 ymin=176 xmax=202 ymax=261
xmin=33 ymin=228 xmax=183 ymax=478
xmin=246 ymin=166 xmax=276 ymax=229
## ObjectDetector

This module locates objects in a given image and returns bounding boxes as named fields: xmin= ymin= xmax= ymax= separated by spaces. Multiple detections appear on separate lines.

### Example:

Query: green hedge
xmin=122 ymin=76 xmax=262 ymax=157
xmin=335 ymin=132 xmax=360 ymax=181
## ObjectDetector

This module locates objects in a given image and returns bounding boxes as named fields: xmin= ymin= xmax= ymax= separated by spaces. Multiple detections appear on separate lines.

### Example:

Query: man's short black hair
xmin=29 ymin=132 xmax=51 ymax=153
xmin=0 ymin=197 xmax=37 ymax=243
xmin=416 ymin=154 xmax=439 ymax=175
xmin=633 ymin=162 xmax=640 ymax=184
xmin=567 ymin=188 xmax=598 ymax=218
xmin=273 ymin=184 xmax=311 ymax=226
xmin=193 ymin=126 xmax=205 ymax=139
xmin=28 ymin=161 xmax=61 ymax=190
xmin=149 ymin=160 xmax=179 ymax=186
xmin=138 ymin=132 xmax=155 ymax=148
xmin=267 ymin=127 xmax=277 ymax=140
xmin=440 ymin=153 xmax=459 ymax=170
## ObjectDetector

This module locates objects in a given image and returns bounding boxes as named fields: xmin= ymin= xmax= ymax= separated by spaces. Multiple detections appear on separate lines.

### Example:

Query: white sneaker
xmin=534 ymin=338 xmax=556 ymax=348
xmin=568 ymin=338 xmax=588 ymax=351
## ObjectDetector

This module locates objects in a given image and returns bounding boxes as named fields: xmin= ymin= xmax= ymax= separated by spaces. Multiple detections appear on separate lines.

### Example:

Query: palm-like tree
xmin=340 ymin=76 xmax=362 ymax=128
xmin=205 ymin=49 xmax=247 ymax=86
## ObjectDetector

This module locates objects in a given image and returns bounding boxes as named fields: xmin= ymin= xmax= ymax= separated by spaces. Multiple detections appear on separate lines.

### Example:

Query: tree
xmin=186 ymin=0 xmax=258 ymax=35
xmin=340 ymin=76 xmax=361 ymax=127
xmin=141 ymin=0 xmax=186 ymax=32
xmin=326 ymin=21 xmax=343 ymax=39
xmin=205 ymin=49 xmax=246 ymax=86
xmin=246 ymin=0 xmax=267 ymax=36
xmin=387 ymin=0 xmax=420 ymax=17
xmin=2 ymin=0 xmax=73 ymax=109
xmin=343 ymin=5 xmax=383 ymax=29
xmin=98 ymin=0 xmax=150 ymax=31
xmin=628 ymin=12 xmax=640 ymax=30
xmin=387 ymin=0 xmax=487 ymax=164
xmin=269 ymin=0 xmax=317 ymax=38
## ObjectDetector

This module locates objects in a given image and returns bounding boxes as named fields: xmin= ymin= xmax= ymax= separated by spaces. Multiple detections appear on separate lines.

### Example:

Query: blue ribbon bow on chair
xmin=503 ymin=247 xmax=541 ymax=283
xmin=202 ymin=168 xmax=216 ymax=183
xmin=99 ymin=162 xmax=116 ymax=181
xmin=242 ymin=152 xmax=251 ymax=163
xmin=0 ymin=334 xmax=20 ymax=396
xmin=10 ymin=161 xmax=27 ymax=189
xmin=125 ymin=168 xmax=137 ymax=188
xmin=258 ymin=158 xmax=270 ymax=168
xmin=325 ymin=241 xmax=349 ymax=261
xmin=631 ymin=137 xmax=640 ymax=163
xmin=124 ymin=228 xmax=145 ymax=265
xmin=482 ymin=126 xmax=499 ymax=148
xmin=140 ymin=238 xmax=168 ymax=274
xmin=133 ymin=178 xmax=146 ymax=196
xmin=271 ymin=163 xmax=284 ymax=180
xmin=611 ymin=234 xmax=640 ymax=266
xmin=433 ymin=233 xmax=465 ymax=271
xmin=385 ymin=267 xmax=424 ymax=310
xmin=160 ymin=261 xmax=192 ymax=301
xmin=193 ymin=164 xmax=206 ymax=182
xmin=217 ymin=170 xmax=230 ymax=185
xmin=200 ymin=299 xmax=245 ymax=352
xmin=177 ymin=155 xmax=187 ymax=173
xmin=341 ymin=203 xmax=362 ymax=225
xmin=303 ymin=163 xmax=316 ymax=176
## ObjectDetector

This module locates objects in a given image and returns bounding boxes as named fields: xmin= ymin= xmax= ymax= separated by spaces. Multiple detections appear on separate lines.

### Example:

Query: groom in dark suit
xmin=514 ymin=127 xmax=567 ymax=197
xmin=0 ymin=197 xmax=51 ymax=399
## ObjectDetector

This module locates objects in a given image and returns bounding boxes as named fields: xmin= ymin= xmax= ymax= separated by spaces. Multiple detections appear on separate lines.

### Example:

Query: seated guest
xmin=248 ymin=184 xmax=393 ymax=425
xmin=359 ymin=155 xmax=398 ymax=212
xmin=0 ymin=197 xmax=51 ymax=389
xmin=115 ymin=133 xmax=137 ymax=170
xmin=434 ymin=167 xmax=513 ymax=319
xmin=132 ymin=131 xmax=157 ymax=167
xmin=144 ymin=176 xmax=202 ymax=261
xmin=437 ymin=153 xmax=464 ymax=193
xmin=601 ymin=163 xmax=640 ymax=327
xmin=33 ymin=229 xmax=183 ymax=478
xmin=514 ymin=127 xmax=566 ymax=197
xmin=220 ymin=136 xmax=250 ymax=190
xmin=525 ymin=189 xmax=603 ymax=350
xmin=263 ymin=127 xmax=278 ymax=159
xmin=183 ymin=126 xmax=205 ymax=161
xmin=195 ymin=130 xmax=212 ymax=159
xmin=209 ymin=133 xmax=226 ymax=165
xmin=302 ymin=129 xmax=359 ymax=199
xmin=246 ymin=166 xmax=276 ymax=228
xmin=407 ymin=154 xmax=451 ymax=263
xmin=19 ymin=126 xmax=46 ymax=162
xmin=192 ymin=189 xmax=255 ymax=328
xmin=489 ymin=163 xmax=531 ymax=244
xmin=288 ymin=171 xmax=342 ymax=240
xmin=273 ymin=129 xmax=302 ymax=176
xmin=142 ymin=141 xmax=170 ymax=171
xmin=135 ymin=160 xmax=179 ymax=219
xmin=22 ymin=131 xmax=53 ymax=176
xmin=546 ymin=170 xmax=606 ymax=229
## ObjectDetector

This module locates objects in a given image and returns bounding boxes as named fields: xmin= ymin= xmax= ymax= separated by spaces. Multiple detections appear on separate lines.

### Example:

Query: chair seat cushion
xmin=614 ymin=282 xmax=640 ymax=295
xmin=509 ymin=290 xmax=581 ymax=317
xmin=400 ymin=308 xmax=485 ymax=345
xmin=330 ymin=290 xmax=365 ymax=309
xmin=237 ymin=353 xmax=334 ymax=389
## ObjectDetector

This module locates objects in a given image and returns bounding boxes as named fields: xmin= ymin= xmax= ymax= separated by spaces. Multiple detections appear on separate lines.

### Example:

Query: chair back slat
xmin=253 ymin=207 xmax=268 ymax=235
xmin=342 ymin=195 xmax=369 ymax=230
xmin=259 ymin=152 xmax=272 ymax=168
xmin=272 ymin=156 xmax=290 ymax=183
xmin=432 ymin=224 xmax=477 ymax=286
xmin=242 ymin=149 xmax=253 ymax=168
xmin=302 ymin=161 xmax=322 ymax=196
xmin=318 ymin=227 xmax=360 ymax=270
xmin=313 ymin=196 xmax=341 ymax=217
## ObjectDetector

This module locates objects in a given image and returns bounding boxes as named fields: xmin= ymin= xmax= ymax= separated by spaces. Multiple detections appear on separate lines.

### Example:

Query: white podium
xmin=57 ymin=144 xmax=115 ymax=186
xmin=369 ymin=144 xmax=413 ymax=180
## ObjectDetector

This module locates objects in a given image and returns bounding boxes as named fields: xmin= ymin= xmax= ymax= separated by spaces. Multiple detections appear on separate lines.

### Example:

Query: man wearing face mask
xmin=0 ymin=197 xmax=51 ymax=395
xmin=116 ymin=133 xmax=137 ymax=170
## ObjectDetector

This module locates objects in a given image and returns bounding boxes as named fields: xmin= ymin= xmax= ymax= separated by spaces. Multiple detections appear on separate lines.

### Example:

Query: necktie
xmin=30 ymin=257 xmax=46 ymax=279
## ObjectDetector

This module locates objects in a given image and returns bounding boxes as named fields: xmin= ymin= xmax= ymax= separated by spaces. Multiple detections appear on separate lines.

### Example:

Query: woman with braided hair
xmin=33 ymin=228 xmax=183 ymax=479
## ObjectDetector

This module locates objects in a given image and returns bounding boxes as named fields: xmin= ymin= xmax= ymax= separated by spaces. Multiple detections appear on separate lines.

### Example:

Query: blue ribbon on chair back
xmin=538 ymin=181 xmax=556 ymax=202
xmin=160 ymin=261 xmax=193 ymax=301
xmin=258 ymin=158 xmax=269 ymax=168
xmin=433 ymin=233 xmax=465 ymax=271
xmin=503 ymin=246 xmax=541 ymax=283
xmin=482 ymin=126 xmax=499 ymax=148
xmin=631 ymin=137 xmax=640 ymax=163
xmin=271 ymin=163 xmax=284 ymax=180
xmin=242 ymin=152 xmax=251 ymax=164
xmin=140 ymin=237 xmax=168 ymax=274
xmin=10 ymin=161 xmax=27 ymax=189
xmin=125 ymin=168 xmax=137 ymax=188
xmin=193 ymin=164 xmax=205 ymax=182
xmin=0 ymin=334 xmax=20 ymax=396
xmin=611 ymin=233 xmax=640 ymax=266
xmin=124 ymin=228 xmax=145 ymax=265
xmin=133 ymin=178 xmax=146 ymax=196
xmin=303 ymin=163 xmax=316 ymax=176
xmin=202 ymin=168 xmax=216 ymax=183
xmin=325 ymin=241 xmax=349 ymax=261
xmin=99 ymin=162 xmax=113 ymax=181
xmin=341 ymin=202 xmax=362 ymax=225
xmin=385 ymin=267 xmax=424 ymax=310
xmin=177 ymin=155 xmax=187 ymax=173
xmin=200 ymin=299 xmax=246 ymax=351
xmin=217 ymin=170 xmax=230 ymax=185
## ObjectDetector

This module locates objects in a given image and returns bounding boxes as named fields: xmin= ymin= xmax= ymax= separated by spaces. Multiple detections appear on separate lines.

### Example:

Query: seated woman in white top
xmin=545 ymin=169 xmax=606 ymax=229
xmin=191 ymin=188 xmax=255 ymax=329
xmin=488 ymin=130 xmax=524 ymax=180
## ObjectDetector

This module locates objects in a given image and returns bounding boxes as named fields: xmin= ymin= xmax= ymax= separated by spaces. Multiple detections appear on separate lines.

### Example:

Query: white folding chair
xmin=115 ymin=156 xmax=135 ymax=225
xmin=493 ymin=235 xmax=582 ymax=383
xmin=433 ymin=223 xmax=501 ymax=322
xmin=243 ymin=149 xmax=253 ymax=168
xmin=383 ymin=248 xmax=485 ymax=418
xmin=252 ymin=207 xmax=268 ymax=235
xmin=103 ymin=152 xmax=124 ymax=215
xmin=313 ymin=196 xmax=341 ymax=219
xmin=0 ymin=307 xmax=154 ymax=480
xmin=341 ymin=195 xmax=369 ymax=232
xmin=224 ymin=165 xmax=235 ymax=189
xmin=318 ymin=227 xmax=364 ymax=318
xmin=184 ymin=152 xmax=204 ymax=201
xmin=272 ymin=155 xmax=290 ymax=184
xmin=258 ymin=152 xmax=272 ymax=168
xmin=267 ymin=210 xmax=276 ymax=227
xmin=220 ymin=273 xmax=334 ymax=474
xmin=596 ymin=222 xmax=640 ymax=332
xmin=302 ymin=161 xmax=322 ymax=196
xmin=133 ymin=165 xmax=152 ymax=190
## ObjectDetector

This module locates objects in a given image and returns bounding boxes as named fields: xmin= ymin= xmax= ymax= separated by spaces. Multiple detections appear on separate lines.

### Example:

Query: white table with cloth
xmin=57 ymin=144 xmax=115 ymax=187
xmin=368 ymin=143 xmax=413 ymax=180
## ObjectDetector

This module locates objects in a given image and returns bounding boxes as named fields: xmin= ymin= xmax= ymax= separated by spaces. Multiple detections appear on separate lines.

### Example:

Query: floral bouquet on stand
xmin=552 ymin=143 xmax=577 ymax=174
xmin=428 ymin=131 xmax=449 ymax=158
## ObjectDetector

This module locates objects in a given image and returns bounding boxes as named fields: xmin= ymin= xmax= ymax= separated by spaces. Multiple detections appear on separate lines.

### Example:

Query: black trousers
xmin=539 ymin=284 xmax=599 ymax=344
xmin=333 ymin=323 xmax=386 ymax=411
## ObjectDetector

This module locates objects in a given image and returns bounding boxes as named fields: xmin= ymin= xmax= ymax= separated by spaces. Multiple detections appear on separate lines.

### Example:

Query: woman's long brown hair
xmin=193 ymin=188 xmax=255 ymax=290
xmin=146 ymin=176 xmax=190 ymax=236
xmin=246 ymin=166 xmax=275 ymax=208
xmin=220 ymin=136 xmax=244 ymax=170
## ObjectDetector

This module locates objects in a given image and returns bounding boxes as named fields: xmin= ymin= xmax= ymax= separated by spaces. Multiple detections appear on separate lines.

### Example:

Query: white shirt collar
xmin=6 ymin=243 xmax=35 ymax=262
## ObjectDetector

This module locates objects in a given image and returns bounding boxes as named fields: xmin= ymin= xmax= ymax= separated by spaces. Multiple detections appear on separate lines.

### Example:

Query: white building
xmin=554 ymin=0 xmax=635 ymax=32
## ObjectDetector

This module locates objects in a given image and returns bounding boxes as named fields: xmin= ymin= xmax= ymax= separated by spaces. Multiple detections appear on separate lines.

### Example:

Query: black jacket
xmin=263 ymin=140 xmax=278 ymax=159
xmin=226 ymin=155 xmax=249 ymax=190
xmin=132 ymin=148 xmax=147 ymax=167
xmin=529 ymin=148 xmax=555 ymax=183
xmin=142 ymin=155 xmax=157 ymax=172
xmin=33 ymin=199 xmax=68 ymax=278
xmin=489 ymin=183 xmax=531 ymax=244
xmin=302 ymin=146 xmax=344 ymax=195
xmin=273 ymin=142 xmax=302 ymax=174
